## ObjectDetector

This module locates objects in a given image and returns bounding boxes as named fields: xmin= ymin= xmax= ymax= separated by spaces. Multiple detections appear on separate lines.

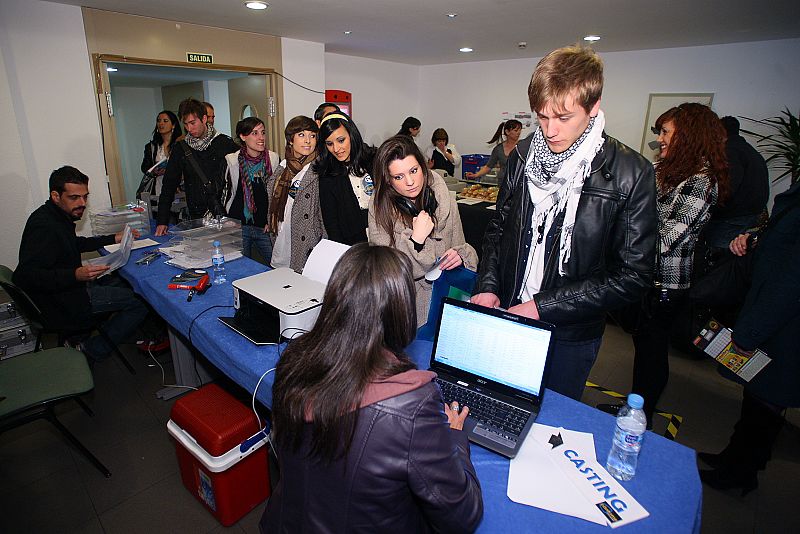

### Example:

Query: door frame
xmin=90 ymin=53 xmax=284 ymax=205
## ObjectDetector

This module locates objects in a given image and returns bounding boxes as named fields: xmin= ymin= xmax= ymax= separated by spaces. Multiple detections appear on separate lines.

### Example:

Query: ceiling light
xmin=583 ymin=35 xmax=601 ymax=42
xmin=343 ymin=30 xmax=352 ymax=35
xmin=106 ymin=67 xmax=118 ymax=72
xmin=445 ymin=13 xmax=458 ymax=18
xmin=245 ymin=1 xmax=269 ymax=10
xmin=459 ymin=47 xmax=473 ymax=53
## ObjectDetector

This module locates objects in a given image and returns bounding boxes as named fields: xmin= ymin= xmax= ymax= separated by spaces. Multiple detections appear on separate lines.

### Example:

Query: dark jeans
xmin=83 ymin=278 xmax=148 ymax=360
xmin=632 ymin=288 xmax=688 ymax=420
xmin=546 ymin=337 xmax=602 ymax=401
xmin=242 ymin=224 xmax=273 ymax=264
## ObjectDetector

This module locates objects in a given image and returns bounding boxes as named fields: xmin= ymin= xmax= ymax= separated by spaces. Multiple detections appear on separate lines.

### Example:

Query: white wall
xmin=280 ymin=38 xmax=326 ymax=128
xmin=0 ymin=0 xmax=109 ymax=268
xmin=113 ymin=86 xmax=163 ymax=203
xmin=203 ymin=80 xmax=232 ymax=135
xmin=325 ymin=53 xmax=421 ymax=148
xmin=419 ymin=39 xmax=800 ymax=197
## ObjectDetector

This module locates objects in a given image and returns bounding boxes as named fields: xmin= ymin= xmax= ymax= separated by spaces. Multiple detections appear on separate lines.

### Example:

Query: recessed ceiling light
xmin=459 ymin=47 xmax=473 ymax=53
xmin=583 ymin=35 xmax=601 ymax=42
xmin=106 ymin=67 xmax=118 ymax=72
xmin=343 ymin=30 xmax=352 ymax=35
xmin=245 ymin=1 xmax=269 ymax=10
xmin=445 ymin=13 xmax=458 ymax=18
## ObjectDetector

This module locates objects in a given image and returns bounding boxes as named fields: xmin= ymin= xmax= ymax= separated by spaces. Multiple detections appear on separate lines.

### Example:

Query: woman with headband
xmin=314 ymin=112 xmax=376 ymax=245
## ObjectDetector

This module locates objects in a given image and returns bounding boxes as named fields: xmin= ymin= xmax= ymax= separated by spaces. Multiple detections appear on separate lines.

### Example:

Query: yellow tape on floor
xmin=585 ymin=381 xmax=682 ymax=440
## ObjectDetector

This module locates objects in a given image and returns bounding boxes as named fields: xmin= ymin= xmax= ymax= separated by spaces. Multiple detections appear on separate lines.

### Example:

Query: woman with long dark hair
xmin=141 ymin=110 xmax=181 ymax=173
xmin=603 ymin=103 xmax=729 ymax=424
xmin=370 ymin=135 xmax=477 ymax=325
xmin=314 ymin=113 xmax=376 ymax=245
xmin=139 ymin=110 xmax=181 ymax=196
xmin=465 ymin=119 xmax=522 ymax=182
xmin=261 ymin=244 xmax=483 ymax=532
xmin=223 ymin=116 xmax=279 ymax=263
xmin=267 ymin=116 xmax=322 ymax=271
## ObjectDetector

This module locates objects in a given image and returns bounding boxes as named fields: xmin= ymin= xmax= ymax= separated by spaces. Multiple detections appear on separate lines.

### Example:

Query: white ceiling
xmin=54 ymin=0 xmax=800 ymax=65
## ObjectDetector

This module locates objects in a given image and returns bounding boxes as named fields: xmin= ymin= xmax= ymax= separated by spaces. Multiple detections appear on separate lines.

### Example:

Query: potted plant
xmin=740 ymin=108 xmax=800 ymax=184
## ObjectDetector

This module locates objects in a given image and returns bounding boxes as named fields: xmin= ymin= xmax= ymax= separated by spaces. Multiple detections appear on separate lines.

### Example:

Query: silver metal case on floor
xmin=0 ymin=314 xmax=36 ymax=360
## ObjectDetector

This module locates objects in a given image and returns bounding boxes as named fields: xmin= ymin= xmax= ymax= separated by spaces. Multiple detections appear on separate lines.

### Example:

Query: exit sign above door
xmin=187 ymin=53 xmax=213 ymax=64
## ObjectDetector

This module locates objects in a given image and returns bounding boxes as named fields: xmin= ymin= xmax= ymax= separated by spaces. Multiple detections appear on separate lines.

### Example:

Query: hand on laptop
xmin=470 ymin=292 xmax=500 ymax=308
xmin=508 ymin=299 xmax=539 ymax=320
xmin=444 ymin=401 xmax=470 ymax=431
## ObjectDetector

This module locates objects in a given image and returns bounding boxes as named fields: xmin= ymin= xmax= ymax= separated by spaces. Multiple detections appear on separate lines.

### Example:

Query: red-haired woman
xmin=610 ymin=103 xmax=729 ymax=425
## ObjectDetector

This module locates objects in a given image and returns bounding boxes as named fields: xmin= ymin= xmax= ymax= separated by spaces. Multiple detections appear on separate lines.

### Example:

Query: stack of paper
xmin=507 ymin=424 xmax=649 ymax=528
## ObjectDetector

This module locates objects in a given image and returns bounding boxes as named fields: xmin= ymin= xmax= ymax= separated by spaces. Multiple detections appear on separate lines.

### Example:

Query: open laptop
xmin=429 ymin=297 xmax=555 ymax=458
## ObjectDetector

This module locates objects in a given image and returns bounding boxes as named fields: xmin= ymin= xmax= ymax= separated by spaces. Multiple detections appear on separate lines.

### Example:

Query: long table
xmin=120 ymin=243 xmax=702 ymax=533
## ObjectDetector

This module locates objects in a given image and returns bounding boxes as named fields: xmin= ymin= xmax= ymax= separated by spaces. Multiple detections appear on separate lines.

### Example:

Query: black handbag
xmin=689 ymin=251 xmax=754 ymax=308
xmin=136 ymin=171 xmax=157 ymax=196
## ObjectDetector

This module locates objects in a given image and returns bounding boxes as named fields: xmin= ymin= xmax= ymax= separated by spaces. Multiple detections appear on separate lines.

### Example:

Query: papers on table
xmin=104 ymin=238 xmax=159 ymax=253
xmin=84 ymin=225 xmax=134 ymax=276
xmin=508 ymin=423 xmax=649 ymax=528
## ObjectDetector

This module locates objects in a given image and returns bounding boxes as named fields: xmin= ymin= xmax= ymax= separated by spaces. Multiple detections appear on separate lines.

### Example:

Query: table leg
xmin=156 ymin=326 xmax=216 ymax=400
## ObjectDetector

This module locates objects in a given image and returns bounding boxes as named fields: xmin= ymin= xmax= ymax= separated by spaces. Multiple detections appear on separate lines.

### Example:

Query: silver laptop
xmin=429 ymin=297 xmax=555 ymax=458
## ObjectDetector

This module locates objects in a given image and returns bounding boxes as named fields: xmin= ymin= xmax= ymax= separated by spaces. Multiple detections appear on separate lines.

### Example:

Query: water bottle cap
xmin=213 ymin=240 xmax=221 ymax=247
xmin=627 ymin=394 xmax=644 ymax=409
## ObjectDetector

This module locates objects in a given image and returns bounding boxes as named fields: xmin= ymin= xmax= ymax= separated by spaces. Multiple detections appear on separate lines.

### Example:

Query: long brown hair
xmin=655 ymin=103 xmax=729 ymax=203
xmin=269 ymin=116 xmax=318 ymax=233
xmin=372 ymin=135 xmax=437 ymax=246
xmin=271 ymin=244 xmax=417 ymax=462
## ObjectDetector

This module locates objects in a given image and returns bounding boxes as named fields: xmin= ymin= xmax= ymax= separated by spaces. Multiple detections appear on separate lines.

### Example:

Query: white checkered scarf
xmin=525 ymin=110 xmax=605 ymax=275
xmin=185 ymin=123 xmax=220 ymax=151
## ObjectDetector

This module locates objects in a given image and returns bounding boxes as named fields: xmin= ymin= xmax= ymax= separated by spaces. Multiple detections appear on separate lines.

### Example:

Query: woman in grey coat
xmin=268 ymin=116 xmax=325 ymax=272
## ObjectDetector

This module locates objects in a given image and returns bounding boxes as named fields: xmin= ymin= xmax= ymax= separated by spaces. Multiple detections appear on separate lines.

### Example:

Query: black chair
xmin=0 ymin=265 xmax=136 ymax=374
xmin=0 ymin=346 xmax=111 ymax=477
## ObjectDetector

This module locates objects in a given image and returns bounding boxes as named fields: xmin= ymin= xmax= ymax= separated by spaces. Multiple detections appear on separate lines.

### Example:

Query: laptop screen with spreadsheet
xmin=431 ymin=299 xmax=553 ymax=397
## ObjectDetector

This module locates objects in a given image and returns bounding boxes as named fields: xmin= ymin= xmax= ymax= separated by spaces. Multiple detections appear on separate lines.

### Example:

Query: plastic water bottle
xmin=606 ymin=393 xmax=647 ymax=481
xmin=211 ymin=240 xmax=226 ymax=285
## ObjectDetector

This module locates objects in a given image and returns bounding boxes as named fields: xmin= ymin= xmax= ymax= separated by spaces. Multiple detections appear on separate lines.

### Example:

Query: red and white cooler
xmin=167 ymin=383 xmax=270 ymax=526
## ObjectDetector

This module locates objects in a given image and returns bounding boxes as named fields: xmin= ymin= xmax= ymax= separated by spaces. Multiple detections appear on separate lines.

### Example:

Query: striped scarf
xmin=238 ymin=147 xmax=271 ymax=223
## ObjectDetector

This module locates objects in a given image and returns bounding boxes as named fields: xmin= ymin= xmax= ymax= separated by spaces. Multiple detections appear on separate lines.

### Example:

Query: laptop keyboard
xmin=435 ymin=379 xmax=530 ymax=438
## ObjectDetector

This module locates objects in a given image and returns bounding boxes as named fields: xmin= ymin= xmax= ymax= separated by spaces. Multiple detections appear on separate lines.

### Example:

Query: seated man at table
xmin=13 ymin=166 xmax=148 ymax=362
xmin=471 ymin=45 xmax=656 ymax=400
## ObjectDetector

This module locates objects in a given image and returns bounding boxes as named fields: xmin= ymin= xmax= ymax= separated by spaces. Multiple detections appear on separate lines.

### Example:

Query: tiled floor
xmin=1 ymin=325 xmax=798 ymax=533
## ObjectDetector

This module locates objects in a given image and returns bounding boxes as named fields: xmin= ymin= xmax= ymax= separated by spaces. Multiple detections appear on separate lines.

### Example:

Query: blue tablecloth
xmin=120 ymin=245 xmax=702 ymax=533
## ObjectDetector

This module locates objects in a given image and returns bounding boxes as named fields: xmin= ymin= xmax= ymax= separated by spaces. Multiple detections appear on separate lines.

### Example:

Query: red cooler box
xmin=167 ymin=384 xmax=270 ymax=526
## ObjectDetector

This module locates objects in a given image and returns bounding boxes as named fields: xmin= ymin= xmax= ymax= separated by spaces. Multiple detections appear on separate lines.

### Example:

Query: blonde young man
xmin=472 ymin=46 xmax=657 ymax=400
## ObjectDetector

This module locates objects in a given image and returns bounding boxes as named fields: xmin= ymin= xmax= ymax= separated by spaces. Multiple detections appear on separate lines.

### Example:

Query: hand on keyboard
xmin=444 ymin=401 xmax=470 ymax=431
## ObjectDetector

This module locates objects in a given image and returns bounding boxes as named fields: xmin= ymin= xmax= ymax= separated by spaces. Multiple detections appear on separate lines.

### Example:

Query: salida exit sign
xmin=187 ymin=52 xmax=213 ymax=64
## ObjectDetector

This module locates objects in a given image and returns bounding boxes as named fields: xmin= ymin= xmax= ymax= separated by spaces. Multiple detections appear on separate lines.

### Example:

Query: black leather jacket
xmin=260 ymin=382 xmax=483 ymax=533
xmin=476 ymin=133 xmax=657 ymax=341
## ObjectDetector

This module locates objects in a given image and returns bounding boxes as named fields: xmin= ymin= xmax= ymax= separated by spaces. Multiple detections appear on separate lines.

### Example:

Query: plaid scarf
xmin=238 ymin=147 xmax=271 ymax=224
xmin=524 ymin=110 xmax=605 ymax=276
xmin=185 ymin=123 xmax=219 ymax=151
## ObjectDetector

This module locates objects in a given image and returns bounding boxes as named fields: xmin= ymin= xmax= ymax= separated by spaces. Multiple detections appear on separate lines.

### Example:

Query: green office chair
xmin=0 ymin=347 xmax=111 ymax=477
xmin=0 ymin=265 xmax=136 ymax=374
